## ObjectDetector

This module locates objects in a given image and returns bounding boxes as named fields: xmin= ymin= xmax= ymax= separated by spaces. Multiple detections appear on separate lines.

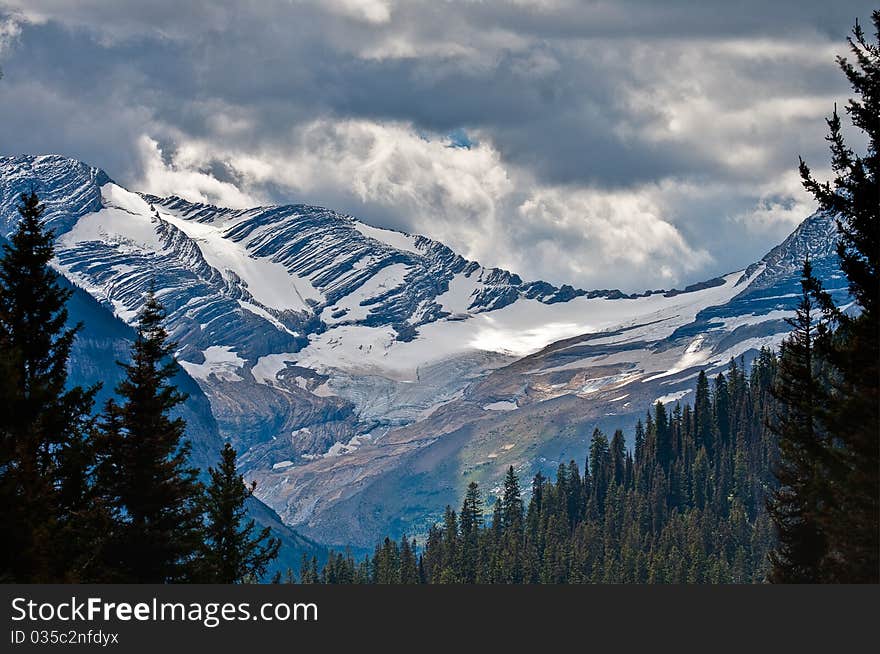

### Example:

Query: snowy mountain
xmin=0 ymin=154 xmax=847 ymax=546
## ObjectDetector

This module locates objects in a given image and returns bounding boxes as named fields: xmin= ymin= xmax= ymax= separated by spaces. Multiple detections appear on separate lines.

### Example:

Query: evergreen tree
xmin=200 ymin=442 xmax=280 ymax=583
xmin=767 ymin=262 xmax=827 ymax=582
xmin=97 ymin=292 xmax=204 ymax=582
xmin=524 ymin=472 xmax=546 ymax=582
xmin=0 ymin=191 xmax=98 ymax=582
xmin=299 ymin=554 xmax=319 ymax=584
xmin=589 ymin=429 xmax=610 ymax=511
xmin=501 ymin=466 xmax=524 ymax=531
xmin=400 ymin=537 xmax=420 ymax=584
xmin=372 ymin=537 xmax=401 ymax=584
xmin=499 ymin=466 xmax=524 ymax=582
xmin=610 ymin=430 xmax=627 ymax=487
xmin=714 ymin=373 xmax=731 ymax=448
xmin=798 ymin=12 xmax=880 ymax=582
xmin=421 ymin=523 xmax=444 ymax=583
xmin=654 ymin=401 xmax=672 ymax=470
xmin=439 ymin=505 xmax=460 ymax=583
xmin=565 ymin=459 xmax=582 ymax=526
xmin=461 ymin=481 xmax=485 ymax=531
xmin=459 ymin=481 xmax=484 ymax=583
xmin=634 ymin=419 xmax=646 ymax=463
xmin=694 ymin=371 xmax=713 ymax=456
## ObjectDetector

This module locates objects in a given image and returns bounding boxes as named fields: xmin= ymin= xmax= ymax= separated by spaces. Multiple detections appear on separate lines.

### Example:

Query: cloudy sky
xmin=0 ymin=1 xmax=872 ymax=291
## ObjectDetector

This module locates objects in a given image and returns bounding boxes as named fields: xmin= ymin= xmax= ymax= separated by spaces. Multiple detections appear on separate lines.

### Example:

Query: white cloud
xmin=305 ymin=0 xmax=393 ymax=24
xmin=616 ymin=38 xmax=844 ymax=178
xmin=730 ymin=169 xmax=821 ymax=234
xmin=516 ymin=186 xmax=712 ymax=283
xmin=136 ymin=136 xmax=259 ymax=209
xmin=0 ymin=0 xmax=857 ymax=291
xmin=139 ymin=120 xmax=513 ymax=248
xmin=135 ymin=119 xmax=715 ymax=289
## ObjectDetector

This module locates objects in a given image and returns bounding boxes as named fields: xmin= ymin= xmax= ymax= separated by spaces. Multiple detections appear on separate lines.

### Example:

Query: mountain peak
xmin=0 ymin=154 xmax=112 ymax=235
xmin=738 ymin=210 xmax=838 ymax=290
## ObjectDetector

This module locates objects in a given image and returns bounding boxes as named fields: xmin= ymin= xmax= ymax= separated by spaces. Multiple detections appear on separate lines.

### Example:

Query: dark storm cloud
xmin=0 ymin=0 xmax=873 ymax=290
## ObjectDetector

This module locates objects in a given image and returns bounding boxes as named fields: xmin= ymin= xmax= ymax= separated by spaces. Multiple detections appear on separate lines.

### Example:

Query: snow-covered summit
xmin=739 ymin=210 xmax=839 ymax=291
xmin=0 ymin=155 xmax=638 ymax=360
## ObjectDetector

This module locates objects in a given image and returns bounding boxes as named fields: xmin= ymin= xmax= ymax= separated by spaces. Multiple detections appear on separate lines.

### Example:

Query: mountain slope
xmin=0 ymin=154 xmax=846 ymax=546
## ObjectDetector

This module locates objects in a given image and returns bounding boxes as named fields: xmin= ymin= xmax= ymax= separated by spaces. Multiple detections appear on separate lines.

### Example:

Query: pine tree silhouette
xmin=97 ymin=291 xmax=203 ymax=582
xmin=0 ymin=191 xmax=97 ymax=582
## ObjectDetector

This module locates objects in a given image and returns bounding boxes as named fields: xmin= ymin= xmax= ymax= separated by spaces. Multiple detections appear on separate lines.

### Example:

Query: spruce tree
xmin=459 ymin=481 xmax=484 ymax=583
xmin=299 ymin=554 xmax=319 ymax=584
xmin=565 ymin=459 xmax=582 ymax=526
xmin=610 ymin=430 xmax=627 ymax=487
xmin=694 ymin=371 xmax=713 ymax=456
xmin=634 ymin=419 xmax=646 ymax=464
xmin=461 ymin=481 xmax=485 ymax=531
xmin=372 ymin=537 xmax=400 ymax=584
xmin=499 ymin=466 xmax=524 ymax=582
xmin=767 ymin=261 xmax=827 ymax=582
xmin=440 ymin=505 xmax=459 ymax=583
xmin=97 ymin=292 xmax=204 ymax=582
xmin=201 ymin=442 xmax=280 ymax=583
xmin=524 ymin=472 xmax=546 ymax=582
xmin=654 ymin=401 xmax=672 ymax=470
xmin=714 ymin=373 xmax=731 ymax=448
xmin=501 ymin=466 xmax=524 ymax=531
xmin=798 ymin=12 xmax=880 ymax=582
xmin=400 ymin=537 xmax=420 ymax=584
xmin=0 ymin=191 xmax=98 ymax=582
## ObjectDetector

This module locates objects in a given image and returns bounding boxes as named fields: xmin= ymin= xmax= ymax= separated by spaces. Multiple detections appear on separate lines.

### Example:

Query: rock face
xmin=0 ymin=154 xmax=847 ymax=547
